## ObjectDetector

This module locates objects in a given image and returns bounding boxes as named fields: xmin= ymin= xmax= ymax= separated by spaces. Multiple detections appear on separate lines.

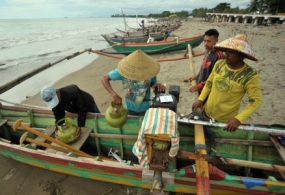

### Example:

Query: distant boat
xmin=101 ymin=34 xmax=204 ymax=54
xmin=104 ymin=30 xmax=172 ymax=43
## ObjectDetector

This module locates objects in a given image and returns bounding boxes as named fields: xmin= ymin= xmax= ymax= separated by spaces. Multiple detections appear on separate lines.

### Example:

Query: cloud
xmin=0 ymin=0 xmax=251 ymax=19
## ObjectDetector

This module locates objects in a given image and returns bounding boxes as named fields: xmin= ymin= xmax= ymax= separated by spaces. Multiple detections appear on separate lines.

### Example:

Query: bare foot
xmin=183 ymin=78 xmax=190 ymax=82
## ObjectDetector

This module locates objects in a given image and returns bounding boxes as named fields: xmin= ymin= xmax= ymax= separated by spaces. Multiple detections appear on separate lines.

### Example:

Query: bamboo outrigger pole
xmin=0 ymin=48 xmax=91 ymax=94
xmin=177 ymin=118 xmax=285 ymax=136
xmin=178 ymin=150 xmax=285 ymax=173
xmin=187 ymin=44 xmax=211 ymax=195
xmin=89 ymin=49 xmax=205 ymax=62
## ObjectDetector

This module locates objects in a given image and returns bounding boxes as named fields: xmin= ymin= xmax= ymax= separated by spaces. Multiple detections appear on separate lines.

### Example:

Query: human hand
xmin=192 ymin=100 xmax=203 ymax=111
xmin=152 ymin=83 xmax=165 ymax=91
xmin=55 ymin=130 xmax=59 ymax=140
xmin=224 ymin=118 xmax=241 ymax=132
xmin=189 ymin=75 xmax=197 ymax=82
xmin=183 ymin=75 xmax=197 ymax=82
xmin=189 ymin=86 xmax=198 ymax=93
xmin=76 ymin=127 xmax=81 ymax=138
xmin=112 ymin=94 xmax=122 ymax=105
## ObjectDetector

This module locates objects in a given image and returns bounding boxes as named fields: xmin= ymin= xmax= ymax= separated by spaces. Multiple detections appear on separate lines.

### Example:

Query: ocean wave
xmin=2 ymin=48 xmax=71 ymax=70
xmin=0 ymin=25 xmax=115 ymax=50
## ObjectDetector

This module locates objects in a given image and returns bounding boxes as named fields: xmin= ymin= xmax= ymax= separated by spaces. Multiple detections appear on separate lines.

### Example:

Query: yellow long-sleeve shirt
xmin=198 ymin=59 xmax=262 ymax=122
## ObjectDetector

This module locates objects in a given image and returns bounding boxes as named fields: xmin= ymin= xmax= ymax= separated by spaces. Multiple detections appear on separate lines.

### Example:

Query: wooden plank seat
xmin=0 ymin=138 xmax=11 ymax=143
xmin=31 ymin=125 xmax=56 ymax=148
xmin=45 ymin=126 xmax=92 ymax=155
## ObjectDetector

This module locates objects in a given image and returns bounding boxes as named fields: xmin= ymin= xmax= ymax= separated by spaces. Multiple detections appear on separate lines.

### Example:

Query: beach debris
xmin=279 ymin=63 xmax=285 ymax=66
xmin=101 ymin=188 xmax=112 ymax=195
xmin=108 ymin=148 xmax=126 ymax=163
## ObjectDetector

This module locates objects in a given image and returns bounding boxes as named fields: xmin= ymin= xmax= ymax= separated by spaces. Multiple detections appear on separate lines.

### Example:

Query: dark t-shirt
xmin=196 ymin=50 xmax=224 ymax=92
xmin=52 ymin=85 xmax=95 ymax=127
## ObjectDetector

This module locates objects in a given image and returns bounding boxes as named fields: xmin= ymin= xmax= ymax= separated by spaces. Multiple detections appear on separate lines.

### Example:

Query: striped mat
xmin=132 ymin=108 xmax=179 ymax=167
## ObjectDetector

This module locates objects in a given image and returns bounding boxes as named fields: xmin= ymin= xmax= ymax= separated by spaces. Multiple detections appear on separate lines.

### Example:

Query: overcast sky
xmin=0 ymin=0 xmax=251 ymax=19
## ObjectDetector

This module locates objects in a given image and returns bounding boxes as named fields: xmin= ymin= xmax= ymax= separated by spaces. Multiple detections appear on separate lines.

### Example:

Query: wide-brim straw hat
xmin=214 ymin=33 xmax=258 ymax=61
xmin=117 ymin=50 xmax=160 ymax=80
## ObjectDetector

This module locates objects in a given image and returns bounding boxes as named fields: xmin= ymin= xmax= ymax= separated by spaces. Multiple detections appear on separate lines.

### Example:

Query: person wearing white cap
xmin=41 ymin=84 xmax=100 ymax=135
xmin=101 ymin=50 xmax=165 ymax=116
xmin=192 ymin=33 xmax=262 ymax=132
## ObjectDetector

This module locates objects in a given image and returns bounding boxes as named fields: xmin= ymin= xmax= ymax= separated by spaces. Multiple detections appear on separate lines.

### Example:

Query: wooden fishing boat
xmin=89 ymin=49 xmax=205 ymax=62
xmin=105 ymin=30 xmax=172 ymax=43
xmin=101 ymin=34 xmax=204 ymax=54
xmin=0 ymin=101 xmax=285 ymax=195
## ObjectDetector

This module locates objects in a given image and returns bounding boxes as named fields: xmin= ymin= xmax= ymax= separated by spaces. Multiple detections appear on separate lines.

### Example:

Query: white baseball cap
xmin=40 ymin=86 xmax=59 ymax=108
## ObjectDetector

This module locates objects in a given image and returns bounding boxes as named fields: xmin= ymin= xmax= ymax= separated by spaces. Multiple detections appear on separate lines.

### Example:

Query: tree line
xmin=191 ymin=0 xmax=285 ymax=17
xmin=112 ymin=1 xmax=285 ymax=18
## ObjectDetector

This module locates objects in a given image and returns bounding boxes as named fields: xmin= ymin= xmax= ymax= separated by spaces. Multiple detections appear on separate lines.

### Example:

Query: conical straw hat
xmin=117 ymin=50 xmax=160 ymax=80
xmin=214 ymin=33 xmax=258 ymax=61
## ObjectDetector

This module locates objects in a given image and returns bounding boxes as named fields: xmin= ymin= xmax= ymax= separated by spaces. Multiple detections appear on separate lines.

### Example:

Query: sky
xmin=0 ymin=0 xmax=251 ymax=19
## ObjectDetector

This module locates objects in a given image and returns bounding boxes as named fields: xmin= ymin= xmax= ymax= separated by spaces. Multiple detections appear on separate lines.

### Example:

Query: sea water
xmin=0 ymin=17 xmax=147 ymax=104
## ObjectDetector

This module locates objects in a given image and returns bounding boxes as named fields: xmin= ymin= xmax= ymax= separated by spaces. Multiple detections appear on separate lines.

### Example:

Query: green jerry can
xmin=105 ymin=102 xmax=127 ymax=128
xmin=56 ymin=117 xmax=78 ymax=144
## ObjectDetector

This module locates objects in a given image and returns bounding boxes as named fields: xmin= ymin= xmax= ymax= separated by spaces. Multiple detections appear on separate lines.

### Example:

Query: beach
xmin=23 ymin=19 xmax=285 ymax=124
xmin=1 ymin=19 xmax=285 ymax=194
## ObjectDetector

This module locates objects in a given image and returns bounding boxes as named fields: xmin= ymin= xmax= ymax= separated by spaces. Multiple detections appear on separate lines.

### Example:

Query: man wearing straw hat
xmin=192 ymin=33 xmax=262 ymax=131
xmin=101 ymin=50 xmax=165 ymax=116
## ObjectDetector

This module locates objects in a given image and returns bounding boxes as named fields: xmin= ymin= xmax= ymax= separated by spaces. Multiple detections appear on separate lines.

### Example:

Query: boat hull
xmin=107 ymin=31 xmax=171 ymax=43
xmin=101 ymin=34 xmax=204 ymax=54
xmin=0 ymin=104 xmax=284 ymax=194
xmin=1 ymin=143 xmax=284 ymax=195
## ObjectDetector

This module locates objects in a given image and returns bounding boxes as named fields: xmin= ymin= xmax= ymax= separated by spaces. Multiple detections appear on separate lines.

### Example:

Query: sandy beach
xmin=23 ymin=18 xmax=285 ymax=124
xmin=1 ymin=19 xmax=285 ymax=194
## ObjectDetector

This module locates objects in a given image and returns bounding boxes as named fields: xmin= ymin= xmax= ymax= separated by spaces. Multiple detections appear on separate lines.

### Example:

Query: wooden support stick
xmin=188 ymin=44 xmax=211 ymax=195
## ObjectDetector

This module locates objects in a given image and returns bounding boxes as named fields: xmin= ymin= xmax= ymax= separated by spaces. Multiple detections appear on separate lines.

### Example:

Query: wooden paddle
xmin=13 ymin=119 xmax=88 ymax=156
xmin=188 ymin=44 xmax=211 ymax=195
xmin=19 ymin=132 xmax=94 ymax=158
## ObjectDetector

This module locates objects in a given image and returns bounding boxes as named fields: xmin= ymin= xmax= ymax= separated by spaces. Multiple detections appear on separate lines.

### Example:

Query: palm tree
xmin=267 ymin=0 xmax=285 ymax=14
xmin=247 ymin=0 xmax=259 ymax=13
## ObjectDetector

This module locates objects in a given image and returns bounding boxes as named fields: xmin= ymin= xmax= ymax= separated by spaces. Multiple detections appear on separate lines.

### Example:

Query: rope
xmin=0 ymin=98 xmax=48 ymax=109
